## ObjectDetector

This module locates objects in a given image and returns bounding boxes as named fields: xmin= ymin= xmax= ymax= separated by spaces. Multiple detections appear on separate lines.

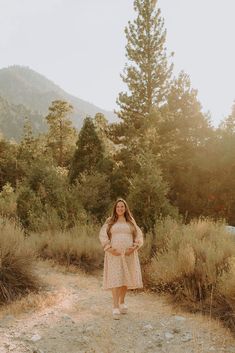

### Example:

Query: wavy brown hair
xmin=105 ymin=198 xmax=137 ymax=241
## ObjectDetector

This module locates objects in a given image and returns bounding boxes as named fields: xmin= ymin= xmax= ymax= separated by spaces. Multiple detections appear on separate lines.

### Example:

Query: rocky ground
xmin=0 ymin=261 xmax=235 ymax=353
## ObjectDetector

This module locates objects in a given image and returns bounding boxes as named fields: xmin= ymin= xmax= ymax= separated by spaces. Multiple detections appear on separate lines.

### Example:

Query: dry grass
xmin=0 ymin=218 xmax=40 ymax=304
xmin=27 ymin=223 xmax=104 ymax=272
xmin=143 ymin=217 xmax=235 ymax=332
xmin=0 ymin=291 xmax=57 ymax=318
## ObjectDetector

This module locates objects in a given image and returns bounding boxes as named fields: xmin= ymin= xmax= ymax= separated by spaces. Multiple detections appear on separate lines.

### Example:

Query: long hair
xmin=106 ymin=198 xmax=137 ymax=241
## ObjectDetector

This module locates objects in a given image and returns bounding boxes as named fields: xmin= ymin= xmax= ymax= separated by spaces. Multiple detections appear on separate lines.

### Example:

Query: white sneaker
xmin=119 ymin=303 xmax=128 ymax=314
xmin=112 ymin=308 xmax=121 ymax=320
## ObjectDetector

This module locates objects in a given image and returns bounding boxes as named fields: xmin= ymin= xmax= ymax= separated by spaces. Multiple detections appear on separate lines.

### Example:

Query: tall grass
xmin=28 ymin=222 xmax=104 ymax=272
xmin=143 ymin=217 xmax=235 ymax=331
xmin=0 ymin=219 xmax=39 ymax=304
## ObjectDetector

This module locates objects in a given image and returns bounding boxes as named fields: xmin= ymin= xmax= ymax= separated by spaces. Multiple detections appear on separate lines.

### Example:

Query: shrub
xmin=0 ymin=182 xmax=17 ymax=219
xmin=0 ymin=219 xmax=39 ymax=304
xmin=143 ymin=218 xmax=235 ymax=331
xmin=16 ymin=164 xmax=87 ymax=232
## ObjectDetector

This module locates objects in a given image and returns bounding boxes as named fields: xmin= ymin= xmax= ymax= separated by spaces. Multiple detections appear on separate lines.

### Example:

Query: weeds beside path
xmin=0 ymin=261 xmax=235 ymax=353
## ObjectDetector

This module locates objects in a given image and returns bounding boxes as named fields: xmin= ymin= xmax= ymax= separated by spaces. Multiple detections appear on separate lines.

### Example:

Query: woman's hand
xmin=107 ymin=247 xmax=121 ymax=256
xmin=125 ymin=246 xmax=137 ymax=256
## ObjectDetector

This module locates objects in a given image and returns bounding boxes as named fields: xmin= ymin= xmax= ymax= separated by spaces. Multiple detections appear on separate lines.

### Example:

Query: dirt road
xmin=0 ymin=261 xmax=234 ymax=353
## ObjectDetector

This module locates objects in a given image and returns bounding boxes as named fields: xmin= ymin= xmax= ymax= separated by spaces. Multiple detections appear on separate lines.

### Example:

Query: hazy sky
xmin=0 ymin=0 xmax=234 ymax=126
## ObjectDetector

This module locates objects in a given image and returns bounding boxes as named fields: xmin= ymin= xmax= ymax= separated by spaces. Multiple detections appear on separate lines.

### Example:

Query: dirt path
xmin=0 ymin=261 xmax=235 ymax=353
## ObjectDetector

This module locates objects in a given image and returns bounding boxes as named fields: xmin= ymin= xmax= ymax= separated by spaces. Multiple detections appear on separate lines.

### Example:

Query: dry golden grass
xmin=0 ymin=291 xmax=57 ymax=318
xmin=143 ymin=217 xmax=235 ymax=332
xmin=27 ymin=222 xmax=104 ymax=272
xmin=0 ymin=218 xmax=40 ymax=304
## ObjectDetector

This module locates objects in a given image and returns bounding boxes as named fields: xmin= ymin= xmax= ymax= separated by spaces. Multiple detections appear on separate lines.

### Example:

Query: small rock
xmin=146 ymin=340 xmax=154 ymax=349
xmin=181 ymin=332 xmax=193 ymax=342
xmin=63 ymin=314 xmax=72 ymax=320
xmin=164 ymin=332 xmax=174 ymax=340
xmin=85 ymin=325 xmax=95 ymax=332
xmin=174 ymin=315 xmax=186 ymax=321
xmin=143 ymin=324 xmax=154 ymax=330
xmin=209 ymin=347 xmax=216 ymax=352
xmin=172 ymin=327 xmax=181 ymax=334
xmin=31 ymin=334 xmax=42 ymax=342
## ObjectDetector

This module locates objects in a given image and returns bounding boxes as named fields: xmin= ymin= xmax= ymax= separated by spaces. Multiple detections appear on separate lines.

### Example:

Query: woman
xmin=98 ymin=198 xmax=144 ymax=319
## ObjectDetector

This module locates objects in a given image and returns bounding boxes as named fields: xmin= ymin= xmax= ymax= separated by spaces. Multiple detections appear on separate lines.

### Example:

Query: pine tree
xmin=45 ymin=100 xmax=77 ymax=167
xmin=153 ymin=71 xmax=213 ymax=219
xmin=111 ymin=0 xmax=173 ymax=146
xmin=219 ymin=101 xmax=235 ymax=134
xmin=68 ymin=117 xmax=106 ymax=183
xmin=18 ymin=117 xmax=37 ymax=162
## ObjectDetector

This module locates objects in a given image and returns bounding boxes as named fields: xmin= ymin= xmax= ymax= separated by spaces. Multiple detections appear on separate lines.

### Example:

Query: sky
xmin=0 ymin=0 xmax=234 ymax=127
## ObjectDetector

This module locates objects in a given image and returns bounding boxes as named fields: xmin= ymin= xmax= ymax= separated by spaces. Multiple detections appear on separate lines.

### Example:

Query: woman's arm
xmin=98 ymin=219 xmax=121 ymax=256
xmin=98 ymin=221 xmax=111 ymax=251
xmin=133 ymin=224 xmax=144 ymax=250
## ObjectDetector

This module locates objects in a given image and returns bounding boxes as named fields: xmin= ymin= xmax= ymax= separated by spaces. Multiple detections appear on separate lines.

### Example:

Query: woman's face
xmin=116 ymin=201 xmax=126 ymax=217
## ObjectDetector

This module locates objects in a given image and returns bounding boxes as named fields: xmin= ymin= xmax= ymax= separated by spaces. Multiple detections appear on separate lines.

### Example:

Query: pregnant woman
xmin=99 ymin=198 xmax=144 ymax=319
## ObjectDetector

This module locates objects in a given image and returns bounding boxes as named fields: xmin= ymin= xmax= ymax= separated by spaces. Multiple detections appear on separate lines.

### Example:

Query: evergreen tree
xmin=219 ymin=101 xmax=235 ymax=134
xmin=111 ymin=0 xmax=173 ymax=147
xmin=94 ymin=113 xmax=116 ymax=156
xmin=45 ymin=100 xmax=77 ymax=167
xmin=18 ymin=117 xmax=37 ymax=164
xmin=69 ymin=117 xmax=106 ymax=183
xmin=154 ymin=71 xmax=212 ymax=217
xmin=127 ymin=151 xmax=178 ymax=232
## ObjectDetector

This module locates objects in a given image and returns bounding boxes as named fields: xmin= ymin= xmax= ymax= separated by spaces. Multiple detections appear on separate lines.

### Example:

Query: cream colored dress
xmin=98 ymin=219 xmax=144 ymax=290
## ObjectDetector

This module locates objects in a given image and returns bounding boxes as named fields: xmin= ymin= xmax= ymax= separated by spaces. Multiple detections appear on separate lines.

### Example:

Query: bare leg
xmin=119 ymin=285 xmax=128 ymax=304
xmin=111 ymin=287 xmax=122 ymax=308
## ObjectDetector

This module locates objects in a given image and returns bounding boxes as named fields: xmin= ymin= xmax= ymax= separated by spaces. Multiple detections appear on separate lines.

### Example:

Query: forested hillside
xmin=0 ymin=65 xmax=116 ymax=140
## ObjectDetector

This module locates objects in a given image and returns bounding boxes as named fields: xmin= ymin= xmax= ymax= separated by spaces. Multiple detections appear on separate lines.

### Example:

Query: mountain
xmin=0 ymin=96 xmax=47 ymax=141
xmin=0 ymin=65 xmax=117 ymax=140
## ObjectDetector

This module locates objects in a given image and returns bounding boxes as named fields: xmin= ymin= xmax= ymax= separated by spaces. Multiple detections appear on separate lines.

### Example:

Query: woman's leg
xmin=119 ymin=285 xmax=128 ymax=304
xmin=111 ymin=287 xmax=121 ymax=308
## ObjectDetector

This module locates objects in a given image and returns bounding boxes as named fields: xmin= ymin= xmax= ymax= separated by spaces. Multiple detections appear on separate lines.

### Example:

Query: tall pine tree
xmin=111 ymin=0 xmax=173 ymax=147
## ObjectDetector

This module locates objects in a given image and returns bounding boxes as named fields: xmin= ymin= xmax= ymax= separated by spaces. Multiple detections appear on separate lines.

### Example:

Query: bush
xmin=143 ymin=218 xmax=235 ymax=331
xmin=16 ymin=164 xmax=87 ymax=232
xmin=0 ymin=182 xmax=17 ymax=220
xmin=28 ymin=222 xmax=104 ymax=272
xmin=0 ymin=219 xmax=39 ymax=304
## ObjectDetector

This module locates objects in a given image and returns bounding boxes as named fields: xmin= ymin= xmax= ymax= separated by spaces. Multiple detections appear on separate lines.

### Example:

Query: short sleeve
xmin=98 ymin=220 xmax=111 ymax=251
xmin=133 ymin=224 xmax=144 ymax=249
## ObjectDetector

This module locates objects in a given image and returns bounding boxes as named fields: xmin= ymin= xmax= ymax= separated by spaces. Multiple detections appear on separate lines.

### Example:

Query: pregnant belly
xmin=111 ymin=235 xmax=133 ymax=251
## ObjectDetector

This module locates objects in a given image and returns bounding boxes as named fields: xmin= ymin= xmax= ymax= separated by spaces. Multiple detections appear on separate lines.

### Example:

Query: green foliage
xmin=111 ymin=0 xmax=173 ymax=149
xmin=74 ymin=171 xmax=112 ymax=222
xmin=16 ymin=162 xmax=87 ymax=232
xmin=0 ymin=139 xmax=20 ymax=189
xmin=127 ymin=152 xmax=178 ymax=231
xmin=69 ymin=117 xmax=107 ymax=183
xmin=0 ymin=182 xmax=17 ymax=219
xmin=146 ymin=72 xmax=214 ymax=221
xmin=16 ymin=186 xmax=45 ymax=230
xmin=45 ymin=100 xmax=77 ymax=167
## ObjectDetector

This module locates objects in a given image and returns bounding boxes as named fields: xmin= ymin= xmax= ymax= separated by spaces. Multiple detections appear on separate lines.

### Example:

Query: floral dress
xmin=98 ymin=220 xmax=144 ymax=290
